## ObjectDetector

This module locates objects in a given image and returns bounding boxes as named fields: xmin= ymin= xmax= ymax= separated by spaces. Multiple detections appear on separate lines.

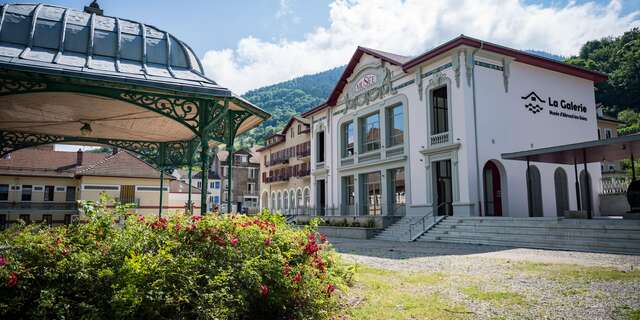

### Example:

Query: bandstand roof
xmin=0 ymin=3 xmax=270 ymax=169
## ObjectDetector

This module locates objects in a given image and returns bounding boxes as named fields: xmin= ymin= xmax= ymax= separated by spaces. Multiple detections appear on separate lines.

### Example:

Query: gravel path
xmin=331 ymin=238 xmax=640 ymax=319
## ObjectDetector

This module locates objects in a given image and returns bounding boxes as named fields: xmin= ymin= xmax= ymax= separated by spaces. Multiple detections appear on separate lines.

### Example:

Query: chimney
xmin=76 ymin=149 xmax=83 ymax=165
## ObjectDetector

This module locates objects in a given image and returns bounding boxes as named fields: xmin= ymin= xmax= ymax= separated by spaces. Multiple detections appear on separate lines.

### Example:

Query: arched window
xmin=283 ymin=191 xmax=289 ymax=211
xmin=277 ymin=191 xmax=282 ymax=210
xmin=526 ymin=165 xmax=543 ymax=217
xmin=296 ymin=189 xmax=302 ymax=206
xmin=271 ymin=193 xmax=276 ymax=210
xmin=261 ymin=192 xmax=269 ymax=209
xmin=554 ymin=168 xmax=569 ymax=216
xmin=289 ymin=190 xmax=295 ymax=211
xmin=483 ymin=161 xmax=503 ymax=216
xmin=303 ymin=188 xmax=310 ymax=208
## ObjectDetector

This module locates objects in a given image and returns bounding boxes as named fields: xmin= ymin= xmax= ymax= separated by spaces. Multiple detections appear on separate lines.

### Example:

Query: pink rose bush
xmin=0 ymin=199 xmax=352 ymax=319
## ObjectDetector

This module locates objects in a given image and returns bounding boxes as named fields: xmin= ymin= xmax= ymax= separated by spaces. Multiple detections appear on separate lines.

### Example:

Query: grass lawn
xmin=344 ymin=260 xmax=640 ymax=320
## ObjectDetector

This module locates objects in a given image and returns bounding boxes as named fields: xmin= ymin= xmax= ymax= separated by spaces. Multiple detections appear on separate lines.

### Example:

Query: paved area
xmin=332 ymin=238 xmax=640 ymax=319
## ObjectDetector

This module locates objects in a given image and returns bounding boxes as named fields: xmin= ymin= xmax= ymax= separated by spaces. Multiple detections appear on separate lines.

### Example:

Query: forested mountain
xmin=238 ymin=66 xmax=344 ymax=147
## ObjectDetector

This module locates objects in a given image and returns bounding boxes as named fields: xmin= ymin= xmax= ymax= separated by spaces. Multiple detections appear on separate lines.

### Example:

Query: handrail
xmin=408 ymin=203 xmax=448 ymax=241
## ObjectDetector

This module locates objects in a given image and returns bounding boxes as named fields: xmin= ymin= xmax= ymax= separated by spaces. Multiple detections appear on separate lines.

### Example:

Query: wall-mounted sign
xmin=345 ymin=66 xmax=396 ymax=111
xmin=521 ymin=91 xmax=588 ymax=121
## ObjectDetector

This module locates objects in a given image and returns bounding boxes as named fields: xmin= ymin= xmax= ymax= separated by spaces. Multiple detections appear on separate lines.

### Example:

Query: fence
xmin=599 ymin=176 xmax=630 ymax=195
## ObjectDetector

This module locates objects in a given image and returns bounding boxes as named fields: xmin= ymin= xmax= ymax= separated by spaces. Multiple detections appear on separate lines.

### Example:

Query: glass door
xmin=434 ymin=160 xmax=453 ymax=216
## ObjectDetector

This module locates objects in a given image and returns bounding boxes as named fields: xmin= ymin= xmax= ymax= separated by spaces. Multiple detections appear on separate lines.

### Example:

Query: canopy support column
xmin=225 ymin=103 xmax=234 ymax=214
xmin=199 ymin=102 xmax=210 ymax=216
xmin=158 ymin=142 xmax=166 ymax=218
xmin=526 ymin=157 xmax=532 ymax=217
xmin=583 ymin=149 xmax=592 ymax=219
xmin=574 ymin=156 xmax=581 ymax=211
xmin=187 ymin=142 xmax=193 ymax=214
xmin=631 ymin=151 xmax=636 ymax=181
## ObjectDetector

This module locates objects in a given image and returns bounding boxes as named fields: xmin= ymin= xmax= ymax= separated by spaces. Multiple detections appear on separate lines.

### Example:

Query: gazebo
xmin=0 ymin=3 xmax=270 ymax=215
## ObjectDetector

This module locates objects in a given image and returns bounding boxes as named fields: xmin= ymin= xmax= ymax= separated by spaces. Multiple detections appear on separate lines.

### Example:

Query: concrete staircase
xmin=418 ymin=217 xmax=640 ymax=255
xmin=374 ymin=216 xmax=432 ymax=241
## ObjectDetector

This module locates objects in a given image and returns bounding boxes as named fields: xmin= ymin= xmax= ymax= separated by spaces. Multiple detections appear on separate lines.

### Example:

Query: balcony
xmin=430 ymin=131 xmax=449 ymax=145
xmin=263 ymin=166 xmax=311 ymax=183
xmin=0 ymin=202 xmax=78 ymax=212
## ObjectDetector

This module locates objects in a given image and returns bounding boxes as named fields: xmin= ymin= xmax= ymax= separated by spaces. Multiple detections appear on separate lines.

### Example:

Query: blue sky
xmin=3 ymin=0 xmax=639 ymax=92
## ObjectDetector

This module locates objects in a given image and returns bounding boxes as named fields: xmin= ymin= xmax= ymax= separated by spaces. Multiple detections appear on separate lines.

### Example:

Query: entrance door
xmin=65 ymin=186 xmax=76 ymax=202
xmin=120 ymin=185 xmax=136 ymax=205
xmin=483 ymin=161 xmax=503 ymax=216
xmin=316 ymin=180 xmax=326 ymax=216
xmin=554 ymin=168 xmax=569 ymax=216
xmin=434 ymin=160 xmax=453 ymax=216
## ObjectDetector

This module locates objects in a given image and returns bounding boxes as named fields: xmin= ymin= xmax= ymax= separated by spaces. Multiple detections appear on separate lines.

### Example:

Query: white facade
xmin=307 ymin=40 xmax=602 ymax=218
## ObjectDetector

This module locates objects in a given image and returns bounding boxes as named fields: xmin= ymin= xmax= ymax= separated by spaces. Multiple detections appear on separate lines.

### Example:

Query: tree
xmin=566 ymin=28 xmax=640 ymax=115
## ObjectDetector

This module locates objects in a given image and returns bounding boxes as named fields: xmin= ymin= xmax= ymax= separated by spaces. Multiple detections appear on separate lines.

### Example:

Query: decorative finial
xmin=84 ymin=0 xmax=103 ymax=15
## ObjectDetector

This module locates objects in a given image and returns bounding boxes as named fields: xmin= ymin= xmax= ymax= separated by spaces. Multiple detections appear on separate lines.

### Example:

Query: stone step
xmin=438 ymin=220 xmax=640 ymax=231
xmin=420 ymin=231 xmax=640 ymax=251
xmin=436 ymin=225 xmax=640 ymax=240
xmin=419 ymin=237 xmax=640 ymax=255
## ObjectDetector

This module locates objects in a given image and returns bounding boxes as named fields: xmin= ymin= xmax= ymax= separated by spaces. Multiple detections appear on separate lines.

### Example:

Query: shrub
xmin=0 ymin=197 xmax=352 ymax=319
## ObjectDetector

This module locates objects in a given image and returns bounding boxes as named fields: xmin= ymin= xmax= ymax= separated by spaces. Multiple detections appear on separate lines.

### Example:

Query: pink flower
xmin=175 ymin=223 xmax=182 ymax=231
xmin=6 ymin=272 xmax=17 ymax=288
xmin=320 ymin=233 xmax=328 ymax=243
xmin=137 ymin=215 xmax=145 ymax=222
xmin=283 ymin=263 xmax=291 ymax=276
xmin=260 ymin=284 xmax=269 ymax=297
xmin=326 ymin=283 xmax=335 ymax=296
xmin=0 ymin=256 xmax=5 ymax=267
xmin=293 ymin=272 xmax=302 ymax=284
xmin=264 ymin=238 xmax=272 ymax=246
xmin=190 ymin=215 xmax=202 ymax=222
xmin=230 ymin=238 xmax=239 ymax=246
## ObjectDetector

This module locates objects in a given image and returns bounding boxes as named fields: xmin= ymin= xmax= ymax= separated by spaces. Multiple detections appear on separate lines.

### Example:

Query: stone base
xmin=623 ymin=213 xmax=640 ymax=220
xmin=565 ymin=210 xmax=589 ymax=219
xmin=317 ymin=226 xmax=381 ymax=239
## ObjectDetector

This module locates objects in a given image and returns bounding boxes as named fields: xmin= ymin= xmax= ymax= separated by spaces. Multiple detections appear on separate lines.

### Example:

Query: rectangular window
xmin=210 ymin=182 xmax=215 ymax=188
xmin=0 ymin=184 xmax=8 ymax=201
xmin=21 ymin=185 xmax=32 ymax=201
xmin=317 ymin=131 xmax=325 ymax=163
xmin=431 ymin=87 xmax=448 ymax=134
xmin=341 ymin=121 xmax=354 ymax=158
xmin=390 ymin=168 xmax=406 ymax=205
xmin=342 ymin=175 xmax=355 ymax=206
xmin=197 ymin=181 xmax=202 ymax=189
xmin=65 ymin=186 xmax=76 ymax=202
xmin=605 ymin=128 xmax=612 ymax=139
xmin=82 ymin=185 xmax=119 ymax=191
xmin=19 ymin=214 xmax=30 ymax=224
xmin=247 ymin=183 xmax=255 ymax=193
xmin=360 ymin=113 xmax=380 ymax=153
xmin=42 ymin=214 xmax=52 ymax=226
xmin=213 ymin=195 xmax=220 ymax=204
xmin=44 ymin=185 xmax=55 ymax=201
xmin=64 ymin=214 xmax=72 ymax=225
xmin=387 ymin=104 xmax=404 ymax=146
xmin=214 ymin=181 xmax=220 ymax=189
xmin=135 ymin=186 xmax=169 ymax=192
xmin=361 ymin=172 xmax=381 ymax=215
xmin=55 ymin=186 xmax=66 ymax=192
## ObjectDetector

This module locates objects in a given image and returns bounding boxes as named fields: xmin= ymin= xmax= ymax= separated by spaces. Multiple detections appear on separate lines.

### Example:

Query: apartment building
xmin=258 ymin=116 xmax=312 ymax=214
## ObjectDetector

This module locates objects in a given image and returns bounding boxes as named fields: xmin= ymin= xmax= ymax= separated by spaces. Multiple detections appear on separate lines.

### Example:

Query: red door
xmin=483 ymin=162 xmax=502 ymax=216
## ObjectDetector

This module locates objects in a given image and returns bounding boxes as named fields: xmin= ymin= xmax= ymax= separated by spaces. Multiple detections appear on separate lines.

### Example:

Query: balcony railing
xmin=0 ymin=202 xmax=78 ymax=211
xmin=599 ymin=176 xmax=630 ymax=195
xmin=263 ymin=168 xmax=311 ymax=183
xmin=430 ymin=131 xmax=449 ymax=145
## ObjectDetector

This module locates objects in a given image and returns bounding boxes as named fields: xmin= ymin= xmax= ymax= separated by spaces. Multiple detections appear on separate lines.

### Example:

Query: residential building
xmin=258 ymin=116 xmax=312 ymax=214
xmin=192 ymin=168 xmax=222 ymax=211
xmin=597 ymin=105 xmax=625 ymax=175
xmin=0 ymin=146 xmax=201 ymax=226
xmin=303 ymin=35 xmax=605 ymax=219
xmin=218 ymin=148 xmax=261 ymax=213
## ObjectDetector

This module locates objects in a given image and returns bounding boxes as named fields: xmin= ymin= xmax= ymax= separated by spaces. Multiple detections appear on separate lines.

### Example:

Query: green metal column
xmin=199 ymin=101 xmax=210 ymax=216
xmin=187 ymin=140 xmax=194 ymax=214
xmin=226 ymin=108 xmax=234 ymax=213
xmin=158 ymin=143 xmax=166 ymax=218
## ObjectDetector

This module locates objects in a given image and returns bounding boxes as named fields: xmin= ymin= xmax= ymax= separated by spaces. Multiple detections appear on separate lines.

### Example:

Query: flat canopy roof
xmin=502 ymin=134 xmax=640 ymax=164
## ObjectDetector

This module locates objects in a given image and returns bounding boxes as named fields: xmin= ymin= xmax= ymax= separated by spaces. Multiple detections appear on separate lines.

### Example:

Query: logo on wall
xmin=522 ymin=91 xmax=544 ymax=114
xmin=520 ymin=90 xmax=588 ymax=121
xmin=355 ymin=74 xmax=378 ymax=93
xmin=345 ymin=66 xmax=396 ymax=111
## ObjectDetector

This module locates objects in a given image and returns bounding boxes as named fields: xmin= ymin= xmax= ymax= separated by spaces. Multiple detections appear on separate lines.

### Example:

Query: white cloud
xmin=203 ymin=0 xmax=640 ymax=93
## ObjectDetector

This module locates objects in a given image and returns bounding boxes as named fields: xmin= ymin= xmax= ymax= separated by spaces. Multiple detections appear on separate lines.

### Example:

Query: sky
xmin=3 ymin=0 xmax=640 ymax=94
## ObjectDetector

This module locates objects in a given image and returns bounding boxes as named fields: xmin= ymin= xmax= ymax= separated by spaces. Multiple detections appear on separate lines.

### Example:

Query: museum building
xmin=302 ymin=36 xmax=607 ymax=218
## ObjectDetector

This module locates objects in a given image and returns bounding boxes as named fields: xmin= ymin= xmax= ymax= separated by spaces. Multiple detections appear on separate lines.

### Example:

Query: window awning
xmin=501 ymin=134 xmax=640 ymax=164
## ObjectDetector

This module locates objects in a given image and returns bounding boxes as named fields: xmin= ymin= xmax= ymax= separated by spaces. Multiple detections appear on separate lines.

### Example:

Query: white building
xmin=302 ymin=36 xmax=606 ymax=219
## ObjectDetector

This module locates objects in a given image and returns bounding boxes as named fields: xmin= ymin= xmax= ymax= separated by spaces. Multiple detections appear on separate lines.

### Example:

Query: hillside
xmin=239 ymin=66 xmax=344 ymax=146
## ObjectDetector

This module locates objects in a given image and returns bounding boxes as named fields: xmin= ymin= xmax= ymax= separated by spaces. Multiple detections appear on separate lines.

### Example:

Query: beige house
xmin=0 ymin=146 xmax=202 ymax=227
xmin=258 ymin=116 xmax=311 ymax=214
xmin=596 ymin=105 xmax=627 ymax=196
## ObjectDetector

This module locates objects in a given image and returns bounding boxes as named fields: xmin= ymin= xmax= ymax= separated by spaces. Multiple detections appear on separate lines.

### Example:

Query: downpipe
xmin=471 ymin=42 xmax=484 ymax=216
